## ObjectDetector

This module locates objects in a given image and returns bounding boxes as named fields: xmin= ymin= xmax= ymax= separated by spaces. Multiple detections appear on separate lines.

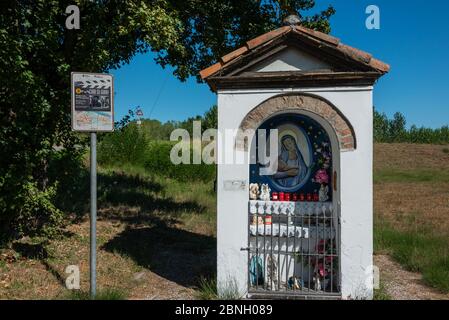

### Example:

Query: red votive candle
xmin=279 ymin=192 xmax=285 ymax=201
xmin=313 ymin=193 xmax=319 ymax=202
xmin=285 ymin=193 xmax=291 ymax=202
xmin=272 ymin=192 xmax=278 ymax=201
xmin=292 ymin=193 xmax=298 ymax=202
xmin=299 ymin=193 xmax=305 ymax=201
xmin=306 ymin=193 xmax=312 ymax=202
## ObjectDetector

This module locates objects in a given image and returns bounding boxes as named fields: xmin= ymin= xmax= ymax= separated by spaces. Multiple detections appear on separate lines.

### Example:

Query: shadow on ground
xmin=66 ymin=169 xmax=208 ymax=223
xmin=102 ymin=224 xmax=216 ymax=288
xmin=60 ymin=168 xmax=215 ymax=289
xmin=96 ymin=171 xmax=207 ymax=225
xmin=11 ymin=242 xmax=66 ymax=286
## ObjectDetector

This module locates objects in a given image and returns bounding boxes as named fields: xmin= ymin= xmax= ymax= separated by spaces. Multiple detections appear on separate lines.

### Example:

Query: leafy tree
xmin=203 ymin=105 xmax=218 ymax=131
xmin=373 ymin=108 xmax=449 ymax=144
xmin=389 ymin=112 xmax=406 ymax=142
xmin=0 ymin=0 xmax=334 ymax=242
xmin=373 ymin=108 xmax=389 ymax=143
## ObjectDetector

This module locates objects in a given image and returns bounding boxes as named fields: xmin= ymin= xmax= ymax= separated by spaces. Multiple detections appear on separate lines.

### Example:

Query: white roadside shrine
xmin=200 ymin=17 xmax=389 ymax=300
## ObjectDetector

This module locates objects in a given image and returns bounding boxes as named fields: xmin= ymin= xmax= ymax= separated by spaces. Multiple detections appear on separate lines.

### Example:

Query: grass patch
xmin=373 ymin=282 xmax=391 ymax=300
xmin=375 ymin=222 xmax=449 ymax=293
xmin=67 ymin=288 xmax=127 ymax=300
xmin=196 ymin=277 xmax=218 ymax=300
xmin=374 ymin=169 xmax=449 ymax=183
xmin=196 ymin=277 xmax=242 ymax=300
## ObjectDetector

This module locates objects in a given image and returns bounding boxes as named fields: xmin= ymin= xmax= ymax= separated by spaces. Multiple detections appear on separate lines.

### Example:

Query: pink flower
xmin=314 ymin=169 xmax=329 ymax=184
xmin=317 ymin=263 xmax=327 ymax=277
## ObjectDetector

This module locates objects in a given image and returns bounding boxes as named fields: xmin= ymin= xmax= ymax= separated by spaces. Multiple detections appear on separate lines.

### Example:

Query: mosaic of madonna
xmin=250 ymin=113 xmax=333 ymax=201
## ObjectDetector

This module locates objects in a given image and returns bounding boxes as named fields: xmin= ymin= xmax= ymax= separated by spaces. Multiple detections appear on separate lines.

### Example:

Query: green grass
xmin=98 ymin=163 xmax=217 ymax=234
xmin=196 ymin=277 xmax=243 ymax=300
xmin=67 ymin=288 xmax=127 ymax=300
xmin=374 ymin=169 xmax=449 ymax=183
xmin=196 ymin=277 xmax=218 ymax=300
xmin=374 ymin=222 xmax=449 ymax=293
xmin=373 ymin=282 xmax=392 ymax=300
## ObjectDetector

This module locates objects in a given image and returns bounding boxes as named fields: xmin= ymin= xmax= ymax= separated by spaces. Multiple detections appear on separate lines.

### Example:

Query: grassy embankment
xmin=374 ymin=143 xmax=449 ymax=293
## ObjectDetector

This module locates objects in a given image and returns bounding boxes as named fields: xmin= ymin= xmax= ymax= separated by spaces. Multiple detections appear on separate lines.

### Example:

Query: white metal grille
xmin=247 ymin=200 xmax=340 ymax=297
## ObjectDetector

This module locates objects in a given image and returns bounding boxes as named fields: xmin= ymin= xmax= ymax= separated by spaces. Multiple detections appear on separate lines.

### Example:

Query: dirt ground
xmin=375 ymin=254 xmax=449 ymax=300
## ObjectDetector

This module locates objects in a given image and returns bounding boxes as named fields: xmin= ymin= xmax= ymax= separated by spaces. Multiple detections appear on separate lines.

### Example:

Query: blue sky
xmin=110 ymin=0 xmax=449 ymax=128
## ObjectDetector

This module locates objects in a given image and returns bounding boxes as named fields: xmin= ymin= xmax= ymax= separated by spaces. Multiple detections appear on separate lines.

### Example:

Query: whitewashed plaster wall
xmin=251 ymin=48 xmax=331 ymax=72
xmin=216 ymin=86 xmax=374 ymax=299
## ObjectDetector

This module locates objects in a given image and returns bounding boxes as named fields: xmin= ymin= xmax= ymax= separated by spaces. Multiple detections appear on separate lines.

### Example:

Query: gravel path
xmin=375 ymin=254 xmax=449 ymax=300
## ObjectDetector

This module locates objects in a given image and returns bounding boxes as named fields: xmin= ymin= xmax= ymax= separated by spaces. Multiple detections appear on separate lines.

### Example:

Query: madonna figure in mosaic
xmin=272 ymin=135 xmax=308 ymax=188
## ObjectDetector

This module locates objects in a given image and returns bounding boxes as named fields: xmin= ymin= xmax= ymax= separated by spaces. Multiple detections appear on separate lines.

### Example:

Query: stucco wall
xmin=251 ymin=48 xmax=331 ymax=72
xmin=216 ymin=87 xmax=374 ymax=299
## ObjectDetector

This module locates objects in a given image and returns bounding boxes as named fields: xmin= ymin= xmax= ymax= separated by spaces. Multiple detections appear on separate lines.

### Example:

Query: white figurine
xmin=313 ymin=274 xmax=322 ymax=291
xmin=259 ymin=183 xmax=271 ymax=201
xmin=249 ymin=183 xmax=260 ymax=200
xmin=319 ymin=184 xmax=329 ymax=202
xmin=266 ymin=255 xmax=278 ymax=290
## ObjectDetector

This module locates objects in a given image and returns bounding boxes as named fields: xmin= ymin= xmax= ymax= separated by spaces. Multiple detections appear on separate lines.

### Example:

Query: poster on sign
xmin=71 ymin=72 xmax=114 ymax=132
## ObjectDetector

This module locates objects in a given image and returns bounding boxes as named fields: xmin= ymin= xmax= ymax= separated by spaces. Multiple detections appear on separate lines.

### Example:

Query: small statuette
xmin=259 ymin=184 xmax=271 ymax=201
xmin=319 ymin=184 xmax=329 ymax=202
xmin=266 ymin=255 xmax=278 ymax=291
xmin=249 ymin=183 xmax=260 ymax=200
xmin=288 ymin=276 xmax=302 ymax=290
xmin=313 ymin=275 xmax=322 ymax=291
xmin=252 ymin=215 xmax=264 ymax=226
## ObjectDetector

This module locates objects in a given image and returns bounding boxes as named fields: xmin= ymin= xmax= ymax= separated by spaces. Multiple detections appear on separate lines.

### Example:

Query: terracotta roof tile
xmin=199 ymin=62 xmax=222 ymax=80
xmin=295 ymin=25 xmax=340 ymax=46
xmin=369 ymin=58 xmax=390 ymax=73
xmin=246 ymin=26 xmax=290 ymax=49
xmin=220 ymin=46 xmax=249 ymax=64
xmin=200 ymin=25 xmax=389 ymax=79
xmin=337 ymin=44 xmax=372 ymax=64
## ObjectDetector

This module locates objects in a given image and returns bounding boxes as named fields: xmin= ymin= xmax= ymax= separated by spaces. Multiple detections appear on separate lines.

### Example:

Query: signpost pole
xmin=71 ymin=72 xmax=113 ymax=298
xmin=90 ymin=132 xmax=97 ymax=298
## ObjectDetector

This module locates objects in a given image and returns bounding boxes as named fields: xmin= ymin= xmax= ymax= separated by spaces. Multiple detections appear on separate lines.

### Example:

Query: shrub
xmin=144 ymin=141 xmax=216 ymax=182
xmin=6 ymin=181 xmax=64 ymax=241
xmin=98 ymin=123 xmax=147 ymax=167
xmin=0 ymin=148 xmax=80 ymax=244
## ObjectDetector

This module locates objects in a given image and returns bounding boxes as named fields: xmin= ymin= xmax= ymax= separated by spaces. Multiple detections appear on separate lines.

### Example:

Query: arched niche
xmin=236 ymin=93 xmax=356 ymax=152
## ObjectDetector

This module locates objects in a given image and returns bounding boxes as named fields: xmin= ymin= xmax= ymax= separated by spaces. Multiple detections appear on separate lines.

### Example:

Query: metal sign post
xmin=71 ymin=72 xmax=114 ymax=298
xmin=90 ymin=132 xmax=97 ymax=297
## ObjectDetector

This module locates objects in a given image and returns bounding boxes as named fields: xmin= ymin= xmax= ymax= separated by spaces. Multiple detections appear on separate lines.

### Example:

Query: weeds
xmin=375 ymin=221 xmax=449 ymax=293
xmin=67 ymin=288 xmax=127 ymax=300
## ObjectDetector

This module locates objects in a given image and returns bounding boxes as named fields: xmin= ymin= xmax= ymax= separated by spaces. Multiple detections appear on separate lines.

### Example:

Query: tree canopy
xmin=0 ymin=0 xmax=335 ymax=241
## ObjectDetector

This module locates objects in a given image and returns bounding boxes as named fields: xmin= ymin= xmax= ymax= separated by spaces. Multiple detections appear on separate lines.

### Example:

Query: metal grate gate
xmin=247 ymin=200 xmax=340 ymax=298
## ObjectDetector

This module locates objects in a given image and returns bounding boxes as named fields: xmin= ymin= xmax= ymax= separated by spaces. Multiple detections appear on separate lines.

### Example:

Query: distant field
xmin=374 ymin=143 xmax=449 ymax=293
